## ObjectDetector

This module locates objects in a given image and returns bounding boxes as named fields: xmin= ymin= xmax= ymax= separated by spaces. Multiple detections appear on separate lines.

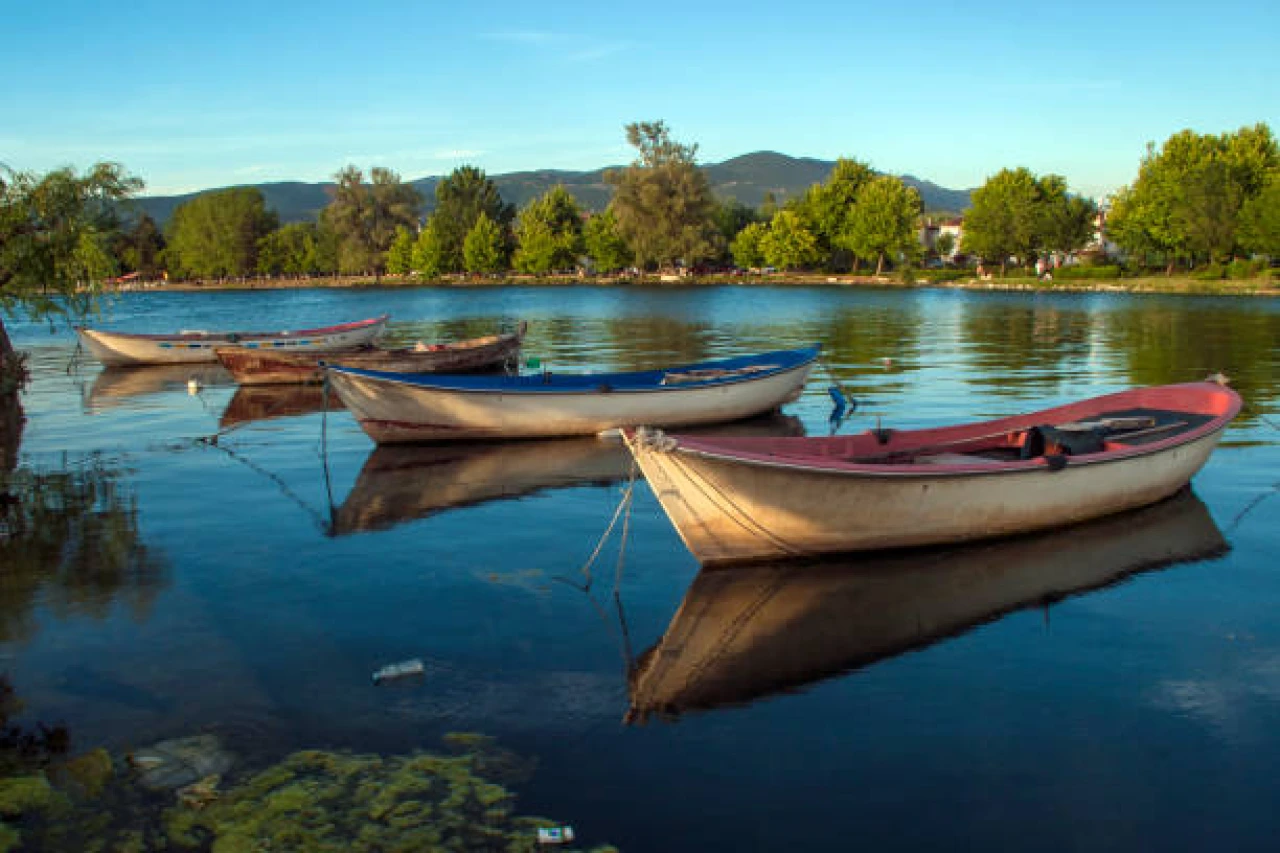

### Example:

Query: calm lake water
xmin=4 ymin=285 xmax=1279 ymax=851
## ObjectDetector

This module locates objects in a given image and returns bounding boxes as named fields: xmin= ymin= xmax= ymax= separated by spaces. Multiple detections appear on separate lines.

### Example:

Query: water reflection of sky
xmin=4 ymin=285 xmax=1279 ymax=852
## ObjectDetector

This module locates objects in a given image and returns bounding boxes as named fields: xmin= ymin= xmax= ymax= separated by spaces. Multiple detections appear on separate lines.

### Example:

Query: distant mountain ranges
xmin=132 ymin=151 xmax=973 ymax=226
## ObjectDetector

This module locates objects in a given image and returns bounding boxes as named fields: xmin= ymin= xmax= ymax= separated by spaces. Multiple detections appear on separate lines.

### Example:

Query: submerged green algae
xmin=1 ymin=733 xmax=615 ymax=852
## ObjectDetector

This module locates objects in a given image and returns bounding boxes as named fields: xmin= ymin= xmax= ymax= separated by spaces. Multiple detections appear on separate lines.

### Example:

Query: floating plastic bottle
xmin=371 ymin=658 xmax=425 ymax=685
xmin=536 ymin=826 xmax=575 ymax=845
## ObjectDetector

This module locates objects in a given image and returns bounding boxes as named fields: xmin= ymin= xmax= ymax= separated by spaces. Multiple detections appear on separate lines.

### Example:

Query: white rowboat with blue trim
xmin=326 ymin=346 xmax=819 ymax=444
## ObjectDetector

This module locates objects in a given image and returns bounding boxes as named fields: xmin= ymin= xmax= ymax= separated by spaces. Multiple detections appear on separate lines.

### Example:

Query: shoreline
xmin=103 ymin=272 xmax=1279 ymax=297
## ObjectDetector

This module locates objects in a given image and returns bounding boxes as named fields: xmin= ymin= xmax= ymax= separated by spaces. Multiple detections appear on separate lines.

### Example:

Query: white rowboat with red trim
xmin=625 ymin=380 xmax=1241 ymax=565
xmin=76 ymin=315 xmax=389 ymax=366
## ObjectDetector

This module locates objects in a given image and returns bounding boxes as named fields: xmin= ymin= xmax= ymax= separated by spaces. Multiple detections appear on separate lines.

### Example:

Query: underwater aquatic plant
xmin=0 ymin=733 xmax=617 ymax=852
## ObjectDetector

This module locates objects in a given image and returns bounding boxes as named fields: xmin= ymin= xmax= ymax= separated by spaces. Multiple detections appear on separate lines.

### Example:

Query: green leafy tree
xmin=605 ymin=120 xmax=723 ymax=269
xmin=1038 ymin=183 xmax=1099 ymax=260
xmin=730 ymin=221 xmax=769 ymax=269
xmin=962 ymin=167 xmax=1043 ymax=274
xmin=1 ymin=163 xmax=141 ymax=356
xmin=582 ymin=208 xmax=633 ymax=273
xmin=1108 ymin=124 xmax=1277 ymax=271
xmin=1105 ymin=183 xmax=1172 ymax=270
xmin=324 ymin=166 xmax=422 ymax=279
xmin=165 ymin=187 xmax=278 ymax=279
xmin=257 ymin=222 xmax=323 ymax=276
xmin=256 ymin=228 xmax=288 ymax=277
xmin=1176 ymin=157 xmax=1243 ymax=262
xmin=1222 ymin=123 xmax=1278 ymax=198
xmin=842 ymin=175 xmax=922 ymax=274
xmin=760 ymin=210 xmax=821 ymax=270
xmin=805 ymin=157 xmax=876 ymax=268
xmin=1107 ymin=144 xmax=1186 ymax=273
xmin=1238 ymin=171 xmax=1280 ymax=256
xmin=0 ymin=162 xmax=141 ymax=443
xmin=934 ymin=231 xmax=956 ymax=262
xmin=411 ymin=215 xmax=448 ymax=278
xmin=759 ymin=191 xmax=780 ymax=220
xmin=463 ymin=213 xmax=507 ymax=274
xmin=713 ymin=199 xmax=760 ymax=252
xmin=385 ymin=225 xmax=415 ymax=275
xmin=433 ymin=166 xmax=514 ymax=273
xmin=116 ymin=212 xmax=165 ymax=278
xmin=513 ymin=186 xmax=584 ymax=274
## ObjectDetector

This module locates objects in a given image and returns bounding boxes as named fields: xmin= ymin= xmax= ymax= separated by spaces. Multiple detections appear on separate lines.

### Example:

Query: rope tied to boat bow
xmin=633 ymin=426 xmax=678 ymax=452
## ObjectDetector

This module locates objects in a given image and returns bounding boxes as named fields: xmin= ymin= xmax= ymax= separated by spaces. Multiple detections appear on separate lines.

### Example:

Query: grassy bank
xmin=108 ymin=271 xmax=1279 ymax=297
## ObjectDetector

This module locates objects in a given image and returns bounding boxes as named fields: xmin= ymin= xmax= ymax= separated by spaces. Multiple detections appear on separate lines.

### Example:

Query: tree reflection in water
xmin=0 ymin=450 xmax=168 ymax=644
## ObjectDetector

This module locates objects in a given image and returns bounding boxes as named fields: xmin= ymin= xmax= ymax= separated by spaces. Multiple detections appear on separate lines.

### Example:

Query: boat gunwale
xmin=659 ymin=382 xmax=1242 ymax=478
xmin=325 ymin=345 xmax=821 ymax=396
xmin=76 ymin=314 xmax=389 ymax=343
xmin=214 ymin=328 xmax=522 ymax=364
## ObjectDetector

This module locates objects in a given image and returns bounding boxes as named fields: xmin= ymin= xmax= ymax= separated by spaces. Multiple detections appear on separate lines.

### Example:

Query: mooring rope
xmin=198 ymin=438 xmax=331 ymax=533
xmin=1225 ymin=388 xmax=1279 ymax=532
xmin=559 ymin=465 xmax=637 ymax=593
xmin=552 ymin=462 xmax=641 ymax=678
xmin=320 ymin=369 xmax=337 ymax=527
xmin=65 ymin=339 xmax=84 ymax=374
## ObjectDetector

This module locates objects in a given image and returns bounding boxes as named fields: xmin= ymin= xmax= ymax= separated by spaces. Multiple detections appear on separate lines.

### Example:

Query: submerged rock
xmin=175 ymin=774 xmax=220 ymax=810
xmin=127 ymin=734 xmax=233 ymax=791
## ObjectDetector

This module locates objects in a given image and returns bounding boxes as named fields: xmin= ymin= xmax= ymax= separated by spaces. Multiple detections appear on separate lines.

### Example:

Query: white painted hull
xmin=628 ymin=426 xmax=1229 ymax=564
xmin=77 ymin=318 xmax=387 ymax=366
xmin=328 ymin=362 xmax=814 ymax=443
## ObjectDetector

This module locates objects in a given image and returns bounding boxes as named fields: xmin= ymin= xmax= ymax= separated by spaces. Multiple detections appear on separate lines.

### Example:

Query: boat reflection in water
xmin=86 ymin=364 xmax=234 ymax=411
xmin=218 ymin=383 xmax=345 ymax=429
xmin=332 ymin=413 xmax=805 ymax=536
xmin=626 ymin=488 xmax=1228 ymax=724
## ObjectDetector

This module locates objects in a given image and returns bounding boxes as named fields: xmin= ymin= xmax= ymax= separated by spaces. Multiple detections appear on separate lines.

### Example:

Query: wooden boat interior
xmin=853 ymin=407 xmax=1219 ymax=466
xmin=667 ymin=382 xmax=1239 ymax=471
xmin=336 ymin=346 xmax=817 ymax=391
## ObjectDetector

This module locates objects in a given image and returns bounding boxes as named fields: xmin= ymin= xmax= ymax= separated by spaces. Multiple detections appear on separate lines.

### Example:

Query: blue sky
xmin=3 ymin=0 xmax=1276 ymax=201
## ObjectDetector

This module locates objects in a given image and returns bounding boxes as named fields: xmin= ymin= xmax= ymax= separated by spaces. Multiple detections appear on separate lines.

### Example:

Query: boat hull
xmin=328 ymin=353 xmax=815 ymax=443
xmin=216 ymin=328 xmax=523 ymax=385
xmin=627 ymin=382 xmax=1240 ymax=564
xmin=77 ymin=316 xmax=388 ymax=366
